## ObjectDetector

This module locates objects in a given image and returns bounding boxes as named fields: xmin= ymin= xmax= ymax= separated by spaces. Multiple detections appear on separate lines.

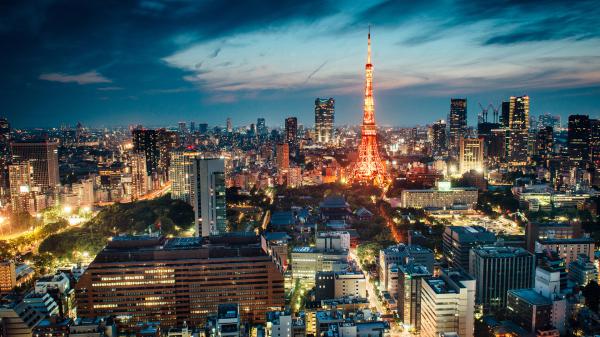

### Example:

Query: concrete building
xmin=315 ymin=98 xmax=335 ymax=144
xmin=469 ymin=245 xmax=535 ymax=312
xmin=379 ymin=244 xmax=434 ymax=292
xmin=420 ymin=269 xmax=475 ymax=337
xmin=400 ymin=183 xmax=478 ymax=210
xmin=10 ymin=140 xmax=60 ymax=192
xmin=0 ymin=260 xmax=16 ymax=295
xmin=535 ymin=237 xmax=594 ymax=265
xmin=191 ymin=157 xmax=227 ymax=237
xmin=398 ymin=264 xmax=431 ymax=333
xmin=442 ymin=226 xmax=496 ymax=270
xmin=334 ymin=272 xmax=366 ymax=299
xmin=75 ymin=235 xmax=284 ymax=327
xmin=216 ymin=303 xmax=240 ymax=337
xmin=507 ymin=289 xmax=553 ymax=333
xmin=568 ymin=254 xmax=598 ymax=286
xmin=290 ymin=247 xmax=348 ymax=285
xmin=459 ymin=137 xmax=484 ymax=175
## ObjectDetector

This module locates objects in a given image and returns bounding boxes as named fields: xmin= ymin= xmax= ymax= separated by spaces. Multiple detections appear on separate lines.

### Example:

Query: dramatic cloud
xmin=39 ymin=71 xmax=111 ymax=85
xmin=1 ymin=0 xmax=599 ymax=127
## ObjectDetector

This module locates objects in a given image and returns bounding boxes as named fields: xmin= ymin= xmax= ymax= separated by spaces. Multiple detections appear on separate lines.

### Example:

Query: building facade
xmin=315 ymin=98 xmax=335 ymax=145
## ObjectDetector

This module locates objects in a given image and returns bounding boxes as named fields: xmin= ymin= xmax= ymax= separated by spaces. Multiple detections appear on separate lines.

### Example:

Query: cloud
xmin=39 ymin=71 xmax=111 ymax=84
xmin=97 ymin=86 xmax=122 ymax=91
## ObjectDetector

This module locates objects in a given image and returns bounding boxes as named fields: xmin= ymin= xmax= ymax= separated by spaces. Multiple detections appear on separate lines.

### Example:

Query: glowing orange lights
xmin=349 ymin=29 xmax=388 ymax=186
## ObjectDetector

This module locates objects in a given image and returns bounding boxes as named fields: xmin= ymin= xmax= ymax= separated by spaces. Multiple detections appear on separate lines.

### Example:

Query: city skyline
xmin=2 ymin=0 xmax=600 ymax=128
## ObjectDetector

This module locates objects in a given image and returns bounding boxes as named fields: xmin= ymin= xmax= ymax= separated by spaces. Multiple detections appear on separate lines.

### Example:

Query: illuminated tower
xmin=350 ymin=29 xmax=388 ymax=185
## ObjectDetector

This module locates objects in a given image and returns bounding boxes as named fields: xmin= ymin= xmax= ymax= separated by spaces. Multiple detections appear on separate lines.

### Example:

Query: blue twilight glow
xmin=1 ymin=0 xmax=599 ymax=127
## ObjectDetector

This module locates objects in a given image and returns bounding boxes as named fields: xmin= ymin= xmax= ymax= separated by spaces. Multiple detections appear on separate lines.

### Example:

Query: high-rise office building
xmin=10 ymin=141 xmax=59 ymax=192
xmin=506 ymin=289 xmax=553 ymax=333
xmin=157 ymin=129 xmax=179 ymax=175
xmin=431 ymin=120 xmax=447 ymax=157
xmin=508 ymin=95 xmax=530 ymax=165
xmin=420 ymin=269 xmax=475 ymax=337
xmin=448 ymin=98 xmax=467 ymax=157
xmin=442 ymin=226 xmax=496 ymax=271
xmin=469 ymin=245 xmax=535 ymax=312
xmin=500 ymin=101 xmax=510 ymax=128
xmin=169 ymin=149 xmax=200 ymax=204
xmin=257 ymin=118 xmax=267 ymax=136
xmin=315 ymin=98 xmax=335 ymax=144
xmin=488 ymin=128 xmax=508 ymax=162
xmin=276 ymin=143 xmax=290 ymax=170
xmin=535 ymin=126 xmax=554 ymax=164
xmin=75 ymin=235 xmax=285 ymax=327
xmin=191 ymin=157 xmax=226 ymax=237
xmin=458 ymin=137 xmax=484 ymax=175
xmin=568 ymin=114 xmax=590 ymax=164
xmin=8 ymin=162 xmax=34 ymax=213
xmin=285 ymin=117 xmax=297 ymax=145
xmin=538 ymin=113 xmax=561 ymax=130
xmin=591 ymin=119 xmax=600 ymax=165
xmin=0 ymin=117 xmax=10 ymax=192
xmin=129 ymin=152 xmax=148 ymax=200
xmin=398 ymin=264 xmax=431 ymax=333
xmin=190 ymin=121 xmax=196 ymax=133
xmin=199 ymin=123 xmax=209 ymax=135
xmin=178 ymin=122 xmax=187 ymax=135
xmin=226 ymin=117 xmax=233 ymax=133
xmin=132 ymin=129 xmax=159 ymax=175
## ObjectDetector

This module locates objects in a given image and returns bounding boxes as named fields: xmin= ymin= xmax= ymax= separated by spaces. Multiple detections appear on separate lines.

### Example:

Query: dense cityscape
xmin=1 ymin=2 xmax=600 ymax=337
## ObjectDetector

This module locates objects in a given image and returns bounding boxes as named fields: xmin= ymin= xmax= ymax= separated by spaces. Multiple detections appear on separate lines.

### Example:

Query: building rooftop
xmin=218 ymin=303 xmax=239 ymax=320
xmin=93 ymin=234 xmax=266 ymax=263
xmin=319 ymin=195 xmax=349 ymax=209
xmin=472 ymin=245 xmax=532 ymax=258
xmin=508 ymin=289 xmax=552 ymax=306
xmin=446 ymin=226 xmax=497 ymax=243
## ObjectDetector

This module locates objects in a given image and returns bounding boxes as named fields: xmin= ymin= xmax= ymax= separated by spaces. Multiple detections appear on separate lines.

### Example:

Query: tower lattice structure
xmin=349 ymin=29 xmax=388 ymax=185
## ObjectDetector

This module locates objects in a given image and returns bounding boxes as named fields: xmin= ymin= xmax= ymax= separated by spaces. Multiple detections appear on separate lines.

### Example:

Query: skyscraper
xmin=191 ymin=157 xmax=226 ymax=237
xmin=590 ymin=119 xmax=600 ymax=165
xmin=226 ymin=117 xmax=233 ymax=133
xmin=398 ymin=264 xmax=431 ymax=333
xmin=0 ymin=117 xmax=10 ymax=192
xmin=257 ymin=118 xmax=267 ymax=136
xmin=157 ymin=129 xmax=179 ymax=176
xmin=132 ymin=128 xmax=159 ymax=175
xmin=189 ymin=121 xmax=196 ymax=133
xmin=314 ymin=98 xmax=335 ymax=144
xmin=10 ymin=141 xmax=59 ymax=192
xmin=169 ymin=148 xmax=199 ymax=204
xmin=448 ymin=98 xmax=467 ymax=157
xmin=284 ymin=117 xmax=297 ymax=145
xmin=431 ymin=120 xmax=447 ymax=157
xmin=508 ymin=95 xmax=530 ymax=165
xmin=458 ymin=137 xmax=484 ymax=175
xmin=178 ymin=122 xmax=187 ymax=135
xmin=469 ymin=245 xmax=535 ymax=312
xmin=8 ymin=162 xmax=34 ymax=213
xmin=129 ymin=152 xmax=148 ymax=200
xmin=568 ymin=114 xmax=590 ymax=164
xmin=350 ymin=29 xmax=388 ymax=185
xmin=276 ymin=142 xmax=290 ymax=170
xmin=500 ymin=101 xmax=510 ymax=128
xmin=535 ymin=126 xmax=554 ymax=164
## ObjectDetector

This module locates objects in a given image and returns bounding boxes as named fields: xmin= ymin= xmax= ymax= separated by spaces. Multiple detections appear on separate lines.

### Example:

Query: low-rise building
xmin=569 ymin=254 xmax=598 ymax=286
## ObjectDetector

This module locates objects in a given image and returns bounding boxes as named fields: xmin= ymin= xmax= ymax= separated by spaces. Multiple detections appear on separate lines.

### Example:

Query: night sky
xmin=2 ymin=0 xmax=600 ymax=128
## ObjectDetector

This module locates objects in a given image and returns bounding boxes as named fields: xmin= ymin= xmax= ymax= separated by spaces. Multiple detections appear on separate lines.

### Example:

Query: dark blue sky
xmin=2 ymin=0 xmax=600 ymax=129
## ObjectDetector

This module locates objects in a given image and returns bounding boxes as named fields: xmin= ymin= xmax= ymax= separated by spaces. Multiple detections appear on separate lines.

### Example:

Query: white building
xmin=420 ymin=269 xmax=475 ymax=337
xmin=334 ymin=273 xmax=367 ymax=299
xmin=400 ymin=183 xmax=478 ymax=210
xmin=34 ymin=273 xmax=70 ymax=295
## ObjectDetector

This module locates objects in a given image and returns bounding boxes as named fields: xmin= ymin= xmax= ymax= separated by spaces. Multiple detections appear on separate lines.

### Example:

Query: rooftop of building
xmin=537 ymin=237 xmax=594 ymax=244
xmin=218 ymin=303 xmax=239 ymax=320
xmin=399 ymin=263 xmax=431 ymax=276
xmin=445 ymin=225 xmax=497 ymax=243
xmin=472 ymin=245 xmax=532 ymax=258
xmin=508 ymin=288 xmax=552 ymax=306
xmin=263 ymin=232 xmax=291 ymax=242
xmin=93 ymin=234 xmax=267 ymax=263
xmin=382 ymin=243 xmax=433 ymax=255
xmin=319 ymin=195 xmax=350 ymax=208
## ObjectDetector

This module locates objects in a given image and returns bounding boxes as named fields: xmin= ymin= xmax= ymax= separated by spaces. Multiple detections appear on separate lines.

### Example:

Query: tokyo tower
xmin=349 ymin=28 xmax=388 ymax=185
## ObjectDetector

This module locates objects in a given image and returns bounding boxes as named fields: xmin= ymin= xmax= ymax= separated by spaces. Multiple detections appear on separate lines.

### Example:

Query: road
xmin=348 ymin=248 xmax=387 ymax=314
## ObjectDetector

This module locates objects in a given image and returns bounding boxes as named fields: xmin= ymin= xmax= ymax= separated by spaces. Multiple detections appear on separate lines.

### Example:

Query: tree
xmin=583 ymin=280 xmax=600 ymax=312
